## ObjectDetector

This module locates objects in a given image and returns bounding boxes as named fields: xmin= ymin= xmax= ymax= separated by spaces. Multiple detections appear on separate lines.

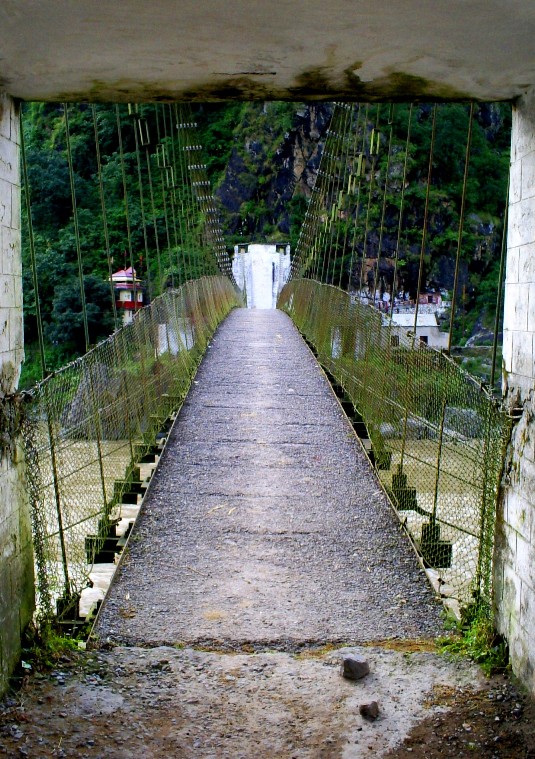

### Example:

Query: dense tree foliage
xmin=20 ymin=102 xmax=213 ymax=386
xmin=20 ymin=100 xmax=511 ymax=388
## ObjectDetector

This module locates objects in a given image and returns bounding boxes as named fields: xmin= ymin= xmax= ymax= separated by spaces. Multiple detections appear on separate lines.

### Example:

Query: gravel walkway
xmin=94 ymin=308 xmax=442 ymax=649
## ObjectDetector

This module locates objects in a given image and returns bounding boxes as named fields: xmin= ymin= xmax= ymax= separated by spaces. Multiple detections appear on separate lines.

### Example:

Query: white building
xmin=386 ymin=312 xmax=450 ymax=350
xmin=111 ymin=266 xmax=144 ymax=325
xmin=232 ymin=243 xmax=291 ymax=309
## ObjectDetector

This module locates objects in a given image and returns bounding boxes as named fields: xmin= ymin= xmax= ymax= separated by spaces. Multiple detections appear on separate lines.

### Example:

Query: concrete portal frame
xmin=0 ymin=93 xmax=33 ymax=694
xmin=1 ymin=0 xmax=535 ymax=696
xmin=496 ymin=85 xmax=535 ymax=691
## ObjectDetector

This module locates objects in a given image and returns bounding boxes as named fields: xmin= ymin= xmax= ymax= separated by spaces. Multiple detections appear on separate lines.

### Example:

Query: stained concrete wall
xmin=495 ymin=85 xmax=535 ymax=693
xmin=0 ymin=93 xmax=34 ymax=695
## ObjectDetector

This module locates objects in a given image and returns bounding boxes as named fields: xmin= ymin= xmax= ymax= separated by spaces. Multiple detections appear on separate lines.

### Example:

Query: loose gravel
xmin=94 ymin=308 xmax=442 ymax=648
xmin=3 ymin=309 xmax=535 ymax=758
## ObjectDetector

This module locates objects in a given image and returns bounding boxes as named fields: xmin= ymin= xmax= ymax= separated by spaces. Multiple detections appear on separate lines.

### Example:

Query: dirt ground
xmin=6 ymin=312 xmax=532 ymax=757
xmin=1 ymin=641 xmax=534 ymax=758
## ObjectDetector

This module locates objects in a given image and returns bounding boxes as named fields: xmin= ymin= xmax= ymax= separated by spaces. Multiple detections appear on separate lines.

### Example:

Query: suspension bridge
xmin=12 ymin=101 xmax=508 ymax=645
xmin=0 ymin=6 xmax=534 ymax=756
xmin=0 ymin=96 xmax=521 ymax=756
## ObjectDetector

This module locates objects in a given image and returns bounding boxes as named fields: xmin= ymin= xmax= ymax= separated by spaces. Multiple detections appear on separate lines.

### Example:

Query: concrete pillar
xmin=495 ymin=85 xmax=535 ymax=693
xmin=0 ymin=93 xmax=33 ymax=694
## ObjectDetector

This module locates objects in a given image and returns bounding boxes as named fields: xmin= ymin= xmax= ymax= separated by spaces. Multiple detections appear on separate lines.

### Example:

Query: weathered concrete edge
xmin=495 ymin=83 xmax=535 ymax=695
xmin=0 ymin=92 xmax=34 ymax=698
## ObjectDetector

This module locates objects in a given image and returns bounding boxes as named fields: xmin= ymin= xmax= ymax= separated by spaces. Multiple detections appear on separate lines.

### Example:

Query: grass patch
xmin=20 ymin=622 xmax=84 ymax=672
xmin=438 ymin=611 xmax=509 ymax=677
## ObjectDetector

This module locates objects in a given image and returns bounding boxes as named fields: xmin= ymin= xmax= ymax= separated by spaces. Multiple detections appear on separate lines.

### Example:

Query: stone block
xmin=2 ymin=226 xmax=21 ymax=276
xmin=527 ymin=284 xmax=535 ymax=333
xmin=0 ymin=603 xmax=20 ymax=695
xmin=0 ymin=177 xmax=10 ymax=231
xmin=0 ymin=136 xmax=18 ymax=185
xmin=511 ymin=330 xmax=534 ymax=379
xmin=518 ymin=242 xmax=535 ymax=282
xmin=0 ymin=95 xmax=12 ymax=143
xmin=505 ymin=246 xmax=519 ymax=284
xmin=494 ymin=558 xmax=507 ymax=625
xmin=519 ymin=454 xmax=535 ymax=497
xmin=0 ymin=274 xmax=15 ymax=309
xmin=0 ymin=462 xmax=24 ymax=518
xmin=508 ymin=374 xmax=534 ymax=403
xmin=515 ymin=532 xmax=535 ymax=590
xmin=0 ymin=513 xmax=18 ymax=564
xmin=10 ymin=181 xmax=20 ymax=231
xmin=522 ymin=153 xmax=535 ymax=200
xmin=11 ymin=349 xmax=24 ymax=385
xmin=0 ymin=562 xmax=11 ymax=615
xmin=503 ymin=283 xmax=528 ymax=332
xmin=502 ymin=329 xmax=513 ymax=373
xmin=509 ymin=401 xmax=535 ymax=464
xmin=508 ymin=625 xmax=535 ymax=693
xmin=520 ymin=579 xmax=535 ymax=633
xmin=495 ymin=519 xmax=518 ymax=569
xmin=11 ymin=548 xmax=34 ymax=633
xmin=508 ymin=198 xmax=535 ymax=249
xmin=9 ymin=101 xmax=19 ymax=148
xmin=510 ymin=160 xmax=522 ymax=204
xmin=13 ymin=274 xmax=22 ymax=309
xmin=506 ymin=490 xmax=532 ymax=543
xmin=501 ymin=561 xmax=522 ymax=620
xmin=0 ymin=308 xmax=10 ymax=355
xmin=512 ymin=90 xmax=535 ymax=163
xmin=9 ymin=310 xmax=23 ymax=353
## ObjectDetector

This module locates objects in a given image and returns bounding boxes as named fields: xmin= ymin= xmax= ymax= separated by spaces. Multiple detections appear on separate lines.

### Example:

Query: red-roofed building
xmin=111 ymin=266 xmax=144 ymax=324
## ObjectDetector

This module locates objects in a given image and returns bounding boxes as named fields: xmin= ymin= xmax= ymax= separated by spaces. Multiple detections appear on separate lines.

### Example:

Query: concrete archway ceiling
xmin=1 ymin=0 xmax=534 ymax=102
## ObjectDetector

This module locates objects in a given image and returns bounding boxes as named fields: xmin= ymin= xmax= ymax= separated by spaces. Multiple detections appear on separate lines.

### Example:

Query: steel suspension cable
xmin=413 ymin=104 xmax=438 ymax=336
xmin=130 ymin=104 xmax=153 ymax=301
xmin=373 ymin=104 xmax=395 ymax=307
xmin=389 ymin=104 xmax=413 ymax=320
xmin=64 ymin=103 xmax=90 ymax=353
xmin=154 ymin=105 xmax=176 ymax=288
xmin=92 ymin=105 xmax=119 ymax=331
xmin=185 ymin=104 xmax=221 ymax=276
xmin=23 ymin=108 xmax=71 ymax=598
xmin=490 ymin=172 xmax=510 ymax=390
xmin=166 ymin=104 xmax=191 ymax=279
xmin=181 ymin=103 xmax=218 ymax=277
xmin=141 ymin=105 xmax=164 ymax=294
xmin=347 ymin=103 xmax=370 ymax=291
xmin=325 ymin=103 xmax=353 ymax=284
xmin=159 ymin=104 xmax=183 ymax=283
xmin=318 ymin=106 xmax=345 ymax=283
xmin=447 ymin=102 xmax=475 ymax=351
xmin=115 ymin=105 xmax=138 ymax=309
xmin=20 ymin=111 xmax=47 ymax=379
xmin=338 ymin=103 xmax=363 ymax=290
xmin=358 ymin=104 xmax=382 ymax=295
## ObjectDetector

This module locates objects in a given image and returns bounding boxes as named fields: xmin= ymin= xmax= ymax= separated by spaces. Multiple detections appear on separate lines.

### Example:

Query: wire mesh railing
xmin=19 ymin=275 xmax=240 ymax=623
xmin=279 ymin=279 xmax=510 ymax=614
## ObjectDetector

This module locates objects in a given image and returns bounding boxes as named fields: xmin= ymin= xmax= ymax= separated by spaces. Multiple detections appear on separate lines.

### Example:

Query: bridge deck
xmin=95 ymin=309 xmax=442 ymax=648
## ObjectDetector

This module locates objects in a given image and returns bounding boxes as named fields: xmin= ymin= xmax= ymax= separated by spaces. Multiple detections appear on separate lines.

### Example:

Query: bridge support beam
xmin=0 ymin=93 xmax=33 ymax=695
xmin=496 ymin=85 xmax=535 ymax=693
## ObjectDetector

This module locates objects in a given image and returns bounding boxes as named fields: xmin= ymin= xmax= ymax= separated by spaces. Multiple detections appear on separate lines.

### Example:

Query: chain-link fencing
xmin=279 ymin=279 xmax=511 ymax=614
xmin=19 ymin=275 xmax=240 ymax=623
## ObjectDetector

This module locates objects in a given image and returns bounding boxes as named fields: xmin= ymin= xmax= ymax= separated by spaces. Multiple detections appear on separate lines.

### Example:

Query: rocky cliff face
xmin=213 ymin=103 xmax=332 ymax=241
xmin=198 ymin=100 xmax=510 ymax=345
